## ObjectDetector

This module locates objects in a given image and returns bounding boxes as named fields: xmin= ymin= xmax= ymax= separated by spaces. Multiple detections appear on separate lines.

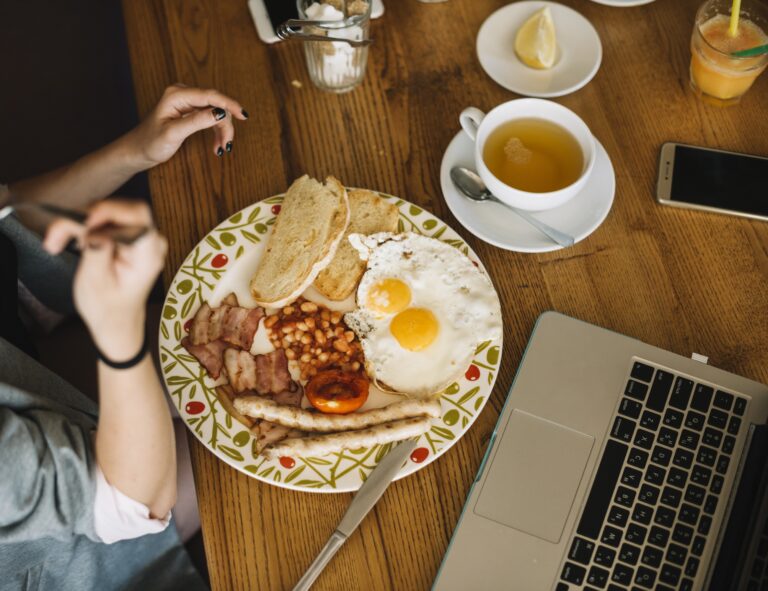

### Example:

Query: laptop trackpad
xmin=474 ymin=409 xmax=594 ymax=543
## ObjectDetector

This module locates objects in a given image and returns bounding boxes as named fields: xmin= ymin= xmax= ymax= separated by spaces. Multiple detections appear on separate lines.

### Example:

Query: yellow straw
xmin=729 ymin=0 xmax=742 ymax=37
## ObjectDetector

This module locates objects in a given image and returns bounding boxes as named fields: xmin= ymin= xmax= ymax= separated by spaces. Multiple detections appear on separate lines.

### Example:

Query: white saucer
xmin=439 ymin=130 xmax=615 ymax=253
xmin=589 ymin=0 xmax=655 ymax=7
xmin=476 ymin=1 xmax=602 ymax=98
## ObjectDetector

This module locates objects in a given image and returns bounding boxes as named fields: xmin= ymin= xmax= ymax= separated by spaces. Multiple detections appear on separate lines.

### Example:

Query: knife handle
xmin=292 ymin=531 xmax=347 ymax=591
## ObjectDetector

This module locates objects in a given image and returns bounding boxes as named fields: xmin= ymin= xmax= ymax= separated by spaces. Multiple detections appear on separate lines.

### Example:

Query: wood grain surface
xmin=121 ymin=0 xmax=768 ymax=589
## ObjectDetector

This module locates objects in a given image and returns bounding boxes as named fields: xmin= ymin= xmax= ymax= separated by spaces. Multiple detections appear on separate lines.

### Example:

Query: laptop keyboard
xmin=556 ymin=361 xmax=749 ymax=591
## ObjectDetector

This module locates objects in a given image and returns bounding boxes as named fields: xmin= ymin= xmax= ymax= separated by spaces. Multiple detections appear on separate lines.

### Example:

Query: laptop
xmin=433 ymin=312 xmax=768 ymax=591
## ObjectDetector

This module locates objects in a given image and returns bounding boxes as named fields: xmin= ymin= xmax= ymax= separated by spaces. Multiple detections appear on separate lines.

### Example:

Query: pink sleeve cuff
xmin=93 ymin=465 xmax=171 ymax=544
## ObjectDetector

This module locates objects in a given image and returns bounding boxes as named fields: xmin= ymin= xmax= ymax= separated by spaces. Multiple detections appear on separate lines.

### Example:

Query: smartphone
xmin=656 ymin=142 xmax=768 ymax=222
xmin=248 ymin=0 xmax=385 ymax=44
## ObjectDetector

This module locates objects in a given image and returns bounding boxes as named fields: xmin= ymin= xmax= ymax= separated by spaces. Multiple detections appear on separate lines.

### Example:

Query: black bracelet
xmin=97 ymin=331 xmax=149 ymax=369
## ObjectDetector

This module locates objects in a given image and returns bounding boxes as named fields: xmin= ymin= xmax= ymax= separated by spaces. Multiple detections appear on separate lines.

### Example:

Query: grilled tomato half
xmin=305 ymin=370 xmax=370 ymax=414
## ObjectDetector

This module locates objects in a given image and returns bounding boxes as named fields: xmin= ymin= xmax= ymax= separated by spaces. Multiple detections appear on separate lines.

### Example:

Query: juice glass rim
xmin=695 ymin=0 xmax=768 ymax=65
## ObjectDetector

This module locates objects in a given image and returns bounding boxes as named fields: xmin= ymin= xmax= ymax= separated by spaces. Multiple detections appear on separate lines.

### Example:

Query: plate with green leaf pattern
xmin=158 ymin=191 xmax=503 ymax=492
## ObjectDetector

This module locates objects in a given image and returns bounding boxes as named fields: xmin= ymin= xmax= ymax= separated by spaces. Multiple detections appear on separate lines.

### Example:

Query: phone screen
xmin=263 ymin=0 xmax=298 ymax=30
xmin=670 ymin=145 xmax=768 ymax=217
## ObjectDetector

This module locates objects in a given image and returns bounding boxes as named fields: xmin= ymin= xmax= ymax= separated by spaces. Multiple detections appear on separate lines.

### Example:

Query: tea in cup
xmin=460 ymin=99 xmax=596 ymax=211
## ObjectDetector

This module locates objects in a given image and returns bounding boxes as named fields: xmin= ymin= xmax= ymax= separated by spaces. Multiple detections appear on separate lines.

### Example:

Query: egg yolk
xmin=390 ymin=308 xmax=439 ymax=351
xmin=366 ymin=278 xmax=411 ymax=315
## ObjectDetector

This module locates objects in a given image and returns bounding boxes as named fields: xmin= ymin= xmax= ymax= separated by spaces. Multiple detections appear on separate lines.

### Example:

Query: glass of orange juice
xmin=690 ymin=0 xmax=768 ymax=106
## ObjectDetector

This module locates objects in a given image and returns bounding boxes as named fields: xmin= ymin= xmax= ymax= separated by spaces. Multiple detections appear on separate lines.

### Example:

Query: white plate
xmin=159 ymin=192 xmax=503 ymax=492
xmin=477 ymin=1 xmax=602 ymax=98
xmin=440 ymin=130 xmax=615 ymax=253
xmin=589 ymin=0 xmax=655 ymax=7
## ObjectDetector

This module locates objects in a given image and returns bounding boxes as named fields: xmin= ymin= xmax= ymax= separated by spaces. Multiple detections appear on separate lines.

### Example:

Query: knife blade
xmin=292 ymin=439 xmax=418 ymax=591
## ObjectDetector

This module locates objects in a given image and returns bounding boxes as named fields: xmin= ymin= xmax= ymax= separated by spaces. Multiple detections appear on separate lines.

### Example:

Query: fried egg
xmin=344 ymin=233 xmax=502 ymax=398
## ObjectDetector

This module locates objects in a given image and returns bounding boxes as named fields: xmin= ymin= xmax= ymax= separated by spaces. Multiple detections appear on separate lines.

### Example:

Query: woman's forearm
xmin=6 ymin=84 xmax=248 ymax=213
xmin=8 ymin=132 xmax=148 ymax=210
xmin=95 ymin=322 xmax=177 ymax=518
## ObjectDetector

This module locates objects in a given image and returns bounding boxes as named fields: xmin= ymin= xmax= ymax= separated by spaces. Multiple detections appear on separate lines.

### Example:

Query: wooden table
xmin=122 ymin=0 xmax=768 ymax=588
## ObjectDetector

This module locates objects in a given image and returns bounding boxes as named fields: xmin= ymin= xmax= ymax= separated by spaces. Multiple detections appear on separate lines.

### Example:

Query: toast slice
xmin=313 ymin=189 xmax=399 ymax=300
xmin=250 ymin=175 xmax=349 ymax=308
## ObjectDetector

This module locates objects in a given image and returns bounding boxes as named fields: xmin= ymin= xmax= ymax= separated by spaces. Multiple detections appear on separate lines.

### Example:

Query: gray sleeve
xmin=0 ymin=405 xmax=99 ymax=543
xmin=0 ymin=211 xmax=78 ymax=315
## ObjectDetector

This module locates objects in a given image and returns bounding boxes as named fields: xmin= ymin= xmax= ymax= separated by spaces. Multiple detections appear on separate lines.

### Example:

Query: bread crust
xmin=313 ymin=189 xmax=399 ymax=300
xmin=249 ymin=175 xmax=349 ymax=308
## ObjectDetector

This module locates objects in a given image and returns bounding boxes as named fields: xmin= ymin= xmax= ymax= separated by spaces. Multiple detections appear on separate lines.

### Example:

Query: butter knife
xmin=292 ymin=439 xmax=417 ymax=591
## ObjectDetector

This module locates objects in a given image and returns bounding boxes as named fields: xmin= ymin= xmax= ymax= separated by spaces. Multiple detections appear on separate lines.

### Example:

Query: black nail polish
xmin=217 ymin=147 xmax=224 ymax=157
xmin=241 ymin=109 xmax=249 ymax=119
xmin=226 ymin=141 xmax=233 ymax=153
xmin=212 ymin=107 xmax=226 ymax=121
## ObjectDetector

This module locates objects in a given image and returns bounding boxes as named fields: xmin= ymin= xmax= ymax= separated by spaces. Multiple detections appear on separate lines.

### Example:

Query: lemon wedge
xmin=515 ymin=6 xmax=557 ymax=70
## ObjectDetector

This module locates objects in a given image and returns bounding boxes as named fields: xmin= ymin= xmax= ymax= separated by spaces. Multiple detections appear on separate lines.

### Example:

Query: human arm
xmin=43 ymin=200 xmax=175 ymax=518
xmin=4 ymin=85 xmax=247 ymax=213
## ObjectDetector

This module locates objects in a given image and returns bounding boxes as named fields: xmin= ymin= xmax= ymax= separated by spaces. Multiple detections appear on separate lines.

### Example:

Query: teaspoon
xmin=450 ymin=167 xmax=575 ymax=248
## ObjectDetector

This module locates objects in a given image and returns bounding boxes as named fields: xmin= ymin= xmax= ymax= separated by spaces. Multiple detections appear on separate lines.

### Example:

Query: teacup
xmin=459 ymin=98 xmax=596 ymax=212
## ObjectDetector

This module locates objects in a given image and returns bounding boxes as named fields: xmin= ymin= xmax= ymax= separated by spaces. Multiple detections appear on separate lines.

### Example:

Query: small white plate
xmin=477 ymin=1 xmax=602 ymax=98
xmin=439 ymin=130 xmax=615 ymax=253
xmin=589 ymin=0 xmax=655 ymax=7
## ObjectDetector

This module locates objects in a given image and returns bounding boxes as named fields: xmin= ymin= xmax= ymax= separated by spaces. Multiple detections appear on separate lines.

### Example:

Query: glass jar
xmin=297 ymin=0 xmax=372 ymax=93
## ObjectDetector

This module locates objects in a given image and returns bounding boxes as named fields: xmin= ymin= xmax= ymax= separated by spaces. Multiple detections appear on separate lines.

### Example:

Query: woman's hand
xmin=125 ymin=84 xmax=248 ymax=167
xmin=7 ymin=84 xmax=246 ymax=231
xmin=43 ymin=200 xmax=167 ymax=360
xmin=46 ymin=200 xmax=177 ymax=517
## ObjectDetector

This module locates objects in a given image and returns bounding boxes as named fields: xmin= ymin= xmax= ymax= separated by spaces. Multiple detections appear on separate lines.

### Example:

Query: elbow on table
xmin=94 ymin=466 xmax=179 ymax=544
xmin=148 ymin=483 xmax=178 ymax=520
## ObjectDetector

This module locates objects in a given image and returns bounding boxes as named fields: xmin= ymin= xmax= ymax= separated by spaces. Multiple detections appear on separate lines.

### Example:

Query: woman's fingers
xmin=164 ymin=107 xmax=236 ymax=153
xmin=79 ymin=237 xmax=117 ymax=279
xmin=86 ymin=199 xmax=153 ymax=230
xmin=112 ymin=230 xmax=168 ymax=299
xmin=213 ymin=124 xmax=226 ymax=157
xmin=134 ymin=84 xmax=246 ymax=164
xmin=212 ymin=114 xmax=235 ymax=156
xmin=43 ymin=200 xmax=153 ymax=255
xmin=159 ymin=85 xmax=248 ymax=121
xmin=43 ymin=218 xmax=87 ymax=254
xmin=121 ymin=229 xmax=168 ymax=275
xmin=147 ymin=85 xmax=246 ymax=158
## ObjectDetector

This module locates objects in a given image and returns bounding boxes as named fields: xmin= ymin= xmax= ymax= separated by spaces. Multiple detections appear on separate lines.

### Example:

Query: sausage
xmin=261 ymin=417 xmax=432 ymax=459
xmin=232 ymin=396 xmax=441 ymax=432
